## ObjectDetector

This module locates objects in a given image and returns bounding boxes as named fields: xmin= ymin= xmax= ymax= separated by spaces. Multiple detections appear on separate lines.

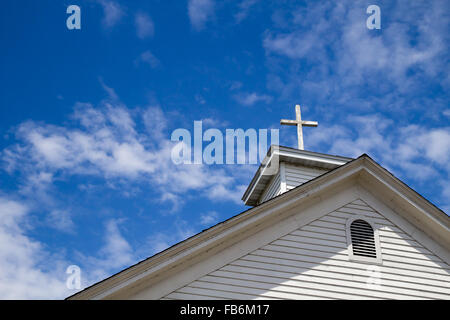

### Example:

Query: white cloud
xmin=0 ymin=195 xmax=144 ymax=299
xmin=46 ymin=210 xmax=75 ymax=234
xmin=199 ymin=211 xmax=219 ymax=226
xmin=229 ymin=81 xmax=243 ymax=91
xmin=262 ymin=1 xmax=449 ymax=214
xmin=235 ymin=0 xmax=258 ymax=23
xmin=0 ymin=197 xmax=69 ymax=299
xmin=142 ymin=105 xmax=167 ymax=141
xmin=201 ymin=117 xmax=228 ymax=127
xmin=264 ymin=31 xmax=318 ymax=60
xmin=48 ymin=217 xmax=141 ymax=294
xmin=403 ymin=127 xmax=450 ymax=167
xmin=263 ymin=0 xmax=449 ymax=108
xmin=3 ymin=84 xmax=247 ymax=209
xmin=308 ymin=114 xmax=450 ymax=171
xmin=98 ymin=0 xmax=125 ymax=29
xmin=136 ymin=50 xmax=161 ymax=69
xmin=87 ymin=219 xmax=133 ymax=271
xmin=195 ymin=94 xmax=206 ymax=105
xmin=188 ymin=0 xmax=215 ymax=31
xmin=305 ymin=114 xmax=450 ymax=210
xmin=207 ymin=183 xmax=248 ymax=204
xmin=263 ymin=2 xmax=336 ymax=60
xmin=135 ymin=12 xmax=154 ymax=39
xmin=233 ymin=92 xmax=272 ymax=106
xmin=99 ymin=78 xmax=119 ymax=100
xmin=142 ymin=219 xmax=196 ymax=256
xmin=0 ymin=82 xmax=270 ymax=298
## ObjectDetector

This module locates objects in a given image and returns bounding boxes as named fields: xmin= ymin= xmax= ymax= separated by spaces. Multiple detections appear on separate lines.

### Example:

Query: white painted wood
xmin=124 ymin=186 xmax=361 ymax=300
xmin=242 ymin=146 xmax=351 ymax=206
xmin=222 ymin=263 xmax=450 ymax=293
xmin=259 ymin=173 xmax=281 ymax=203
xmin=355 ymin=185 xmax=450 ymax=265
xmin=165 ymin=199 xmax=450 ymax=300
xmin=279 ymin=162 xmax=287 ymax=193
xmin=230 ymin=259 xmax=449 ymax=289
xmin=259 ymin=162 xmax=328 ymax=203
xmin=204 ymin=271 xmax=448 ymax=299
xmin=285 ymin=163 xmax=327 ymax=191
xmin=280 ymin=105 xmax=318 ymax=150
xmin=69 ymin=156 xmax=449 ymax=300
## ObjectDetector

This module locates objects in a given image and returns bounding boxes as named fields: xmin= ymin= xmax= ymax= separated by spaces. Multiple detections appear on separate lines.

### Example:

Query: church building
xmin=68 ymin=106 xmax=450 ymax=300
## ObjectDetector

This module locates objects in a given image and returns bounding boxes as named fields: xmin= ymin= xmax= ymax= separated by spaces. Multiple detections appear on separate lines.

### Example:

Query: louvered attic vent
xmin=350 ymin=219 xmax=376 ymax=258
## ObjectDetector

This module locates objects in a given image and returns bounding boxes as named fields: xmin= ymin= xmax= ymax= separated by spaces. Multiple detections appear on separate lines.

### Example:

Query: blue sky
xmin=0 ymin=0 xmax=449 ymax=299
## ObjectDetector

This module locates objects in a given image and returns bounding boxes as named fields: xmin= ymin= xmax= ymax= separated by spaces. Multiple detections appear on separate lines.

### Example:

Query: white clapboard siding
xmin=285 ymin=164 xmax=327 ymax=191
xmin=259 ymin=173 xmax=281 ymax=203
xmin=164 ymin=199 xmax=450 ymax=300
xmin=259 ymin=164 xmax=329 ymax=204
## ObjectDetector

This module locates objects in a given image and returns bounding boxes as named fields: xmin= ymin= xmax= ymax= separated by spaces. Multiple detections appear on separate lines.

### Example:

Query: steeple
xmin=242 ymin=146 xmax=352 ymax=206
xmin=242 ymin=105 xmax=351 ymax=206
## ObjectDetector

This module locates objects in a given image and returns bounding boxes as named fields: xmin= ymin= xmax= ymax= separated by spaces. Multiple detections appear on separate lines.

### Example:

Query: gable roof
xmin=67 ymin=153 xmax=449 ymax=300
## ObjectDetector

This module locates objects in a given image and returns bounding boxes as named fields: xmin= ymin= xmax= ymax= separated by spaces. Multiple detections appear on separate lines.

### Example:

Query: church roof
xmin=67 ymin=151 xmax=449 ymax=300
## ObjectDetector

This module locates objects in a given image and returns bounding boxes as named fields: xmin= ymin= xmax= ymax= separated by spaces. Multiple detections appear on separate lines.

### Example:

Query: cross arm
xmin=280 ymin=119 xmax=298 ymax=125
xmin=301 ymin=121 xmax=318 ymax=127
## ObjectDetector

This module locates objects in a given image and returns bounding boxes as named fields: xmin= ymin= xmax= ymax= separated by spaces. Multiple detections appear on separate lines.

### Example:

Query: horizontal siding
xmin=225 ymin=261 xmax=450 ymax=293
xmin=258 ymin=164 xmax=329 ymax=203
xmin=164 ymin=199 xmax=450 ymax=300
xmin=202 ymin=270 xmax=448 ymax=299
xmin=285 ymin=164 xmax=327 ymax=191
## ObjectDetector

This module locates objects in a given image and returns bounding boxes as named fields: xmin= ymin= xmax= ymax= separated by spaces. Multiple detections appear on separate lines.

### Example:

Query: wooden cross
xmin=280 ymin=104 xmax=318 ymax=150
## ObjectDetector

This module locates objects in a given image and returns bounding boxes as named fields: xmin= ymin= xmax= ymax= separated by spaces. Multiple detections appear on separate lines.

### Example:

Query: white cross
xmin=280 ymin=104 xmax=318 ymax=150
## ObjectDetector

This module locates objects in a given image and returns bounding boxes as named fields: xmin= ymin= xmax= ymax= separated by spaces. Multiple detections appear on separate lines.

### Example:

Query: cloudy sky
xmin=0 ymin=0 xmax=449 ymax=299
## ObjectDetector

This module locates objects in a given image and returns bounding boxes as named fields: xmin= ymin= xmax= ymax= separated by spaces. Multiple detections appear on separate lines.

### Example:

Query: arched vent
xmin=350 ymin=219 xmax=376 ymax=258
